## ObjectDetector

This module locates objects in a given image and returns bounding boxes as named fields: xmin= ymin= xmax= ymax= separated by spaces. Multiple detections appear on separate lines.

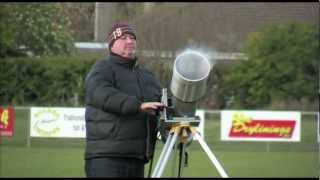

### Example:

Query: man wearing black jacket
xmin=84 ymin=22 xmax=164 ymax=177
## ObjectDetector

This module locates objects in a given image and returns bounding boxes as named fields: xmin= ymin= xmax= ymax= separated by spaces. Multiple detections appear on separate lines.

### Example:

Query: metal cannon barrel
xmin=170 ymin=50 xmax=211 ymax=102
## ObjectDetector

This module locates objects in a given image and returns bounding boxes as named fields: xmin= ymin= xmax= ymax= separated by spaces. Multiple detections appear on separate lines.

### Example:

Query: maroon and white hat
xmin=107 ymin=22 xmax=136 ymax=49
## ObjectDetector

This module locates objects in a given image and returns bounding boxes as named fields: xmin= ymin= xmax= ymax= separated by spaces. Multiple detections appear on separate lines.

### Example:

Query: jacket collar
xmin=109 ymin=52 xmax=138 ymax=68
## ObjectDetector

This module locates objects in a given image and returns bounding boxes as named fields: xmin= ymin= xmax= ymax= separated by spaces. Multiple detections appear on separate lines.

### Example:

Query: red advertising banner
xmin=229 ymin=119 xmax=296 ymax=138
xmin=221 ymin=110 xmax=301 ymax=141
xmin=0 ymin=106 xmax=14 ymax=137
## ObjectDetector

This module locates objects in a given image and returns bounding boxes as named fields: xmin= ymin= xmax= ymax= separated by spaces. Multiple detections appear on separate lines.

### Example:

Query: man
xmin=84 ymin=22 xmax=164 ymax=177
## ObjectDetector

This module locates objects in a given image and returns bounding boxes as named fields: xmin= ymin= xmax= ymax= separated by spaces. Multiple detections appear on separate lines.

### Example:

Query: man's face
xmin=111 ymin=33 xmax=137 ymax=59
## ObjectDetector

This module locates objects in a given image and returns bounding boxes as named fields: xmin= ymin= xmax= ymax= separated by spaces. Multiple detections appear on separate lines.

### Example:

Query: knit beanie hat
xmin=107 ymin=22 xmax=136 ymax=49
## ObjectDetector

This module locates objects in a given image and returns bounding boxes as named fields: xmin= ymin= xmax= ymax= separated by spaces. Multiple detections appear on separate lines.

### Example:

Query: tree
xmin=0 ymin=3 xmax=74 ymax=57
xmin=224 ymin=22 xmax=319 ymax=109
xmin=61 ymin=3 xmax=95 ymax=41
xmin=0 ymin=4 xmax=20 ymax=57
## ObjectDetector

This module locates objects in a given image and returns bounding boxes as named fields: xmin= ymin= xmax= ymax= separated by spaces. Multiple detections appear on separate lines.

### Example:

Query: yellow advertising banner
xmin=0 ymin=106 xmax=14 ymax=137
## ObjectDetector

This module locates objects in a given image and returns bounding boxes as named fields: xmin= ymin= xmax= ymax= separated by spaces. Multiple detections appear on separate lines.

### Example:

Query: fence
xmin=0 ymin=107 xmax=319 ymax=153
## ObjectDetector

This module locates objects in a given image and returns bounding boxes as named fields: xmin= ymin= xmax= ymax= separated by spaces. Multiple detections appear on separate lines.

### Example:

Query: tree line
xmin=0 ymin=3 xmax=318 ymax=110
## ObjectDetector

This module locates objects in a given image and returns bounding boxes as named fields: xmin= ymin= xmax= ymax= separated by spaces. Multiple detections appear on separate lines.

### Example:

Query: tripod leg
xmin=152 ymin=132 xmax=174 ymax=177
xmin=151 ymin=130 xmax=179 ymax=177
xmin=171 ymin=142 xmax=178 ymax=177
xmin=194 ymin=133 xmax=229 ymax=178
xmin=177 ymin=142 xmax=187 ymax=177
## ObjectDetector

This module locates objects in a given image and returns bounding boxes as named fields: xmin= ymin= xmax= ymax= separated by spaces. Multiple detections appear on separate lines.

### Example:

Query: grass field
xmin=0 ymin=108 xmax=319 ymax=177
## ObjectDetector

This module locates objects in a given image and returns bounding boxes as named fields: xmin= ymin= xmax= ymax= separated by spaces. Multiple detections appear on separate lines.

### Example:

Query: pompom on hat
xmin=107 ymin=22 xmax=136 ymax=49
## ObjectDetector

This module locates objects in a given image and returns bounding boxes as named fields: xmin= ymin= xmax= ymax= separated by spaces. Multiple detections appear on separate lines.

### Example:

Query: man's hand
xmin=140 ymin=102 xmax=164 ymax=115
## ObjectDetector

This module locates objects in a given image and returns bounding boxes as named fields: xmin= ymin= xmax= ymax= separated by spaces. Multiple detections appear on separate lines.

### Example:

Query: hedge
xmin=0 ymin=54 xmax=227 ymax=109
xmin=0 ymin=55 xmax=98 ymax=106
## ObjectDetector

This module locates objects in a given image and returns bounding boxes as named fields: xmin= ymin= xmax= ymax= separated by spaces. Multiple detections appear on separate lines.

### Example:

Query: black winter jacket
xmin=84 ymin=54 xmax=162 ymax=163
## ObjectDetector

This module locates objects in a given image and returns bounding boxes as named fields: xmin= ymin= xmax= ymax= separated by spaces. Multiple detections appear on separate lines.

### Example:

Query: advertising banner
xmin=221 ymin=110 xmax=301 ymax=142
xmin=30 ymin=107 xmax=85 ymax=138
xmin=0 ymin=106 xmax=14 ymax=137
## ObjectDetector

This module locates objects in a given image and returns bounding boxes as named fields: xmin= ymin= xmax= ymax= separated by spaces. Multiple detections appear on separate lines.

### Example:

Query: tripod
xmin=151 ymin=121 xmax=228 ymax=178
